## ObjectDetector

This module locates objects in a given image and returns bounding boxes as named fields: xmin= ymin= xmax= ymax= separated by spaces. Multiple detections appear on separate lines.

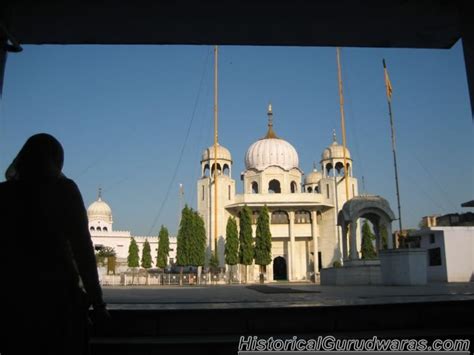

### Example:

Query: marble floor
xmin=102 ymin=282 xmax=474 ymax=310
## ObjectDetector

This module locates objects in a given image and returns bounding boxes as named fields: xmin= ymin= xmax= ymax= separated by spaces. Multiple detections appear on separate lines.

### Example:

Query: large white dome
xmin=87 ymin=197 xmax=113 ymax=223
xmin=245 ymin=104 xmax=299 ymax=172
xmin=245 ymin=137 xmax=299 ymax=171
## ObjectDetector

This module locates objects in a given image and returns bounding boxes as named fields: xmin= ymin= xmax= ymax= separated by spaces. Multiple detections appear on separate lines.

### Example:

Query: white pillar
xmin=311 ymin=210 xmax=319 ymax=281
xmin=387 ymin=222 xmax=394 ymax=249
xmin=350 ymin=222 xmax=358 ymax=260
xmin=288 ymin=210 xmax=295 ymax=281
xmin=341 ymin=222 xmax=348 ymax=260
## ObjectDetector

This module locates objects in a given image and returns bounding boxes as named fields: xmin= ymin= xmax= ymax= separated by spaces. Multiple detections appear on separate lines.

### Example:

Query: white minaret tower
xmin=320 ymin=130 xmax=358 ymax=204
xmin=320 ymin=131 xmax=359 ymax=261
xmin=197 ymin=144 xmax=235 ymax=265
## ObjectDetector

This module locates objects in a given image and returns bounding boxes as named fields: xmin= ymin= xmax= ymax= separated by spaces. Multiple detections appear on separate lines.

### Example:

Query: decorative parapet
xmin=227 ymin=192 xmax=333 ymax=209
xmin=133 ymin=235 xmax=158 ymax=240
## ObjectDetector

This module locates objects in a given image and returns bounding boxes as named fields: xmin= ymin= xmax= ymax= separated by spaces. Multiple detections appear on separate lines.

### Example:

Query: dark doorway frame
xmin=273 ymin=256 xmax=287 ymax=281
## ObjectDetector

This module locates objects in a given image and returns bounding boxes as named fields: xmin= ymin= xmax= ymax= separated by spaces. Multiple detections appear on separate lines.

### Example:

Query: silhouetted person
xmin=0 ymin=133 xmax=108 ymax=355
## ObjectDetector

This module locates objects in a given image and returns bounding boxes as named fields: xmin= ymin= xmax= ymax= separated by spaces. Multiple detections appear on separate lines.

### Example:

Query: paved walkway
xmin=102 ymin=282 xmax=474 ymax=310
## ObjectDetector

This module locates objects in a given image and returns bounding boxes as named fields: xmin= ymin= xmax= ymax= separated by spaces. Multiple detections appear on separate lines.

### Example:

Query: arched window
xmin=290 ymin=181 xmax=297 ymax=193
xmin=307 ymin=186 xmax=313 ymax=193
xmin=211 ymin=163 xmax=221 ymax=176
xmin=315 ymin=185 xmax=320 ymax=193
xmin=96 ymin=227 xmax=101 ymax=231
xmin=203 ymin=164 xmax=210 ymax=177
xmin=295 ymin=210 xmax=311 ymax=224
xmin=268 ymin=179 xmax=281 ymax=194
xmin=346 ymin=163 xmax=351 ymax=177
xmin=223 ymin=164 xmax=230 ymax=176
xmin=326 ymin=163 xmax=333 ymax=176
xmin=251 ymin=181 xmax=259 ymax=194
xmin=90 ymin=226 xmax=95 ymax=231
xmin=103 ymin=227 xmax=108 ymax=232
xmin=316 ymin=211 xmax=323 ymax=224
xmin=271 ymin=210 xmax=289 ymax=224
xmin=335 ymin=162 xmax=344 ymax=176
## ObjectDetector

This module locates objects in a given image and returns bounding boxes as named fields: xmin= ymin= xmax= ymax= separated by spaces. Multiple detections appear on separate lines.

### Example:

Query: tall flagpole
xmin=178 ymin=183 xmax=184 ymax=225
xmin=383 ymin=59 xmax=403 ymax=233
xmin=336 ymin=48 xmax=350 ymax=200
xmin=213 ymin=45 xmax=219 ymax=253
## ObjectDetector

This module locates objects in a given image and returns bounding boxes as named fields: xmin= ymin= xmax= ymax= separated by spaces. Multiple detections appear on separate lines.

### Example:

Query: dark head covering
xmin=5 ymin=133 xmax=65 ymax=181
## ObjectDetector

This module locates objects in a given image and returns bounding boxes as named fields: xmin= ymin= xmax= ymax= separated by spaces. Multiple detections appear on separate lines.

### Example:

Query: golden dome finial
xmin=265 ymin=102 xmax=278 ymax=139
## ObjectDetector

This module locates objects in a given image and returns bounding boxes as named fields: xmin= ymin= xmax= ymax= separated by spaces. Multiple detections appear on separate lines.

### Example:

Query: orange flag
xmin=383 ymin=59 xmax=393 ymax=101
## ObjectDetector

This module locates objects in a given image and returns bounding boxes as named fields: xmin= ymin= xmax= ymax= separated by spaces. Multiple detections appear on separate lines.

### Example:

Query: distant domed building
xmin=88 ymin=188 xmax=177 ymax=272
xmin=197 ymin=104 xmax=360 ymax=282
xmin=88 ymin=192 xmax=113 ymax=232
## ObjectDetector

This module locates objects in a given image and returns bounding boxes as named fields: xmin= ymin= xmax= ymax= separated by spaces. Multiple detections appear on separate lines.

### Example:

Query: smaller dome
xmin=305 ymin=169 xmax=322 ymax=185
xmin=201 ymin=143 xmax=232 ymax=162
xmin=321 ymin=133 xmax=351 ymax=161
xmin=87 ymin=197 xmax=113 ymax=223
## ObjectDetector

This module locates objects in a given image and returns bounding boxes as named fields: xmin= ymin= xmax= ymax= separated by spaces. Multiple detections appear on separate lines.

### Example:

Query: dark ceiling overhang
xmin=461 ymin=200 xmax=474 ymax=208
xmin=0 ymin=1 xmax=462 ymax=48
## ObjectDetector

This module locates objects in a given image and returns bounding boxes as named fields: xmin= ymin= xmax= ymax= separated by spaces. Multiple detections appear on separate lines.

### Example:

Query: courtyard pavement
xmin=102 ymin=282 xmax=474 ymax=310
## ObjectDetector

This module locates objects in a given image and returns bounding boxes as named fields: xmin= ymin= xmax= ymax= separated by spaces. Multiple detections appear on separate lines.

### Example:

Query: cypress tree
xmin=141 ymin=239 xmax=153 ymax=269
xmin=361 ymin=220 xmax=376 ymax=259
xmin=156 ymin=225 xmax=170 ymax=269
xmin=225 ymin=216 xmax=239 ymax=280
xmin=255 ymin=205 xmax=272 ymax=282
xmin=176 ymin=205 xmax=191 ymax=267
xmin=239 ymin=205 xmax=254 ymax=283
xmin=209 ymin=250 xmax=220 ymax=274
xmin=188 ymin=210 xmax=206 ymax=267
xmin=176 ymin=205 xmax=192 ymax=285
xmin=127 ymin=237 xmax=140 ymax=284
xmin=127 ymin=237 xmax=140 ymax=268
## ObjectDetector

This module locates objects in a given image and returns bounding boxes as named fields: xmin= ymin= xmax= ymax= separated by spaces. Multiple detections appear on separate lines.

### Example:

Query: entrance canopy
xmin=338 ymin=195 xmax=396 ymax=227
xmin=338 ymin=195 xmax=396 ymax=261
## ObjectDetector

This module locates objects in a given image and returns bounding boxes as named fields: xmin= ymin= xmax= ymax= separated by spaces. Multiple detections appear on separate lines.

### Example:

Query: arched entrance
xmin=273 ymin=256 xmax=287 ymax=280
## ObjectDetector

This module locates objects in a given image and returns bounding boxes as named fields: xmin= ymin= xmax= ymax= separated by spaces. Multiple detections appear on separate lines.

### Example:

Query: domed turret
xmin=200 ymin=143 xmax=233 ymax=178
xmin=87 ymin=188 xmax=113 ymax=232
xmin=321 ymin=131 xmax=351 ymax=161
xmin=245 ymin=104 xmax=299 ymax=172
xmin=305 ymin=168 xmax=322 ymax=185
xmin=303 ymin=163 xmax=322 ymax=194
xmin=201 ymin=143 xmax=232 ymax=163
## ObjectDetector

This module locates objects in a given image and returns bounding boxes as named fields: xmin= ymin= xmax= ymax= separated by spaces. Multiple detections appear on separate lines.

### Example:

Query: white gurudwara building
xmin=87 ymin=189 xmax=177 ymax=268
xmin=197 ymin=105 xmax=361 ymax=282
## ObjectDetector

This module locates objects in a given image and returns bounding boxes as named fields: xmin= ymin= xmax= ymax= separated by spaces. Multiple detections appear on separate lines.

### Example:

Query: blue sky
xmin=1 ymin=42 xmax=472 ymax=236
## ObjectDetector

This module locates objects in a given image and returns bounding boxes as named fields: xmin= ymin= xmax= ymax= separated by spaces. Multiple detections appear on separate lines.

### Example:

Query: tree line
xmin=127 ymin=225 xmax=171 ymax=270
xmin=124 ymin=204 xmax=273 ymax=283
xmin=173 ymin=204 xmax=272 ymax=283
xmin=121 ymin=207 xmax=390 ymax=278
